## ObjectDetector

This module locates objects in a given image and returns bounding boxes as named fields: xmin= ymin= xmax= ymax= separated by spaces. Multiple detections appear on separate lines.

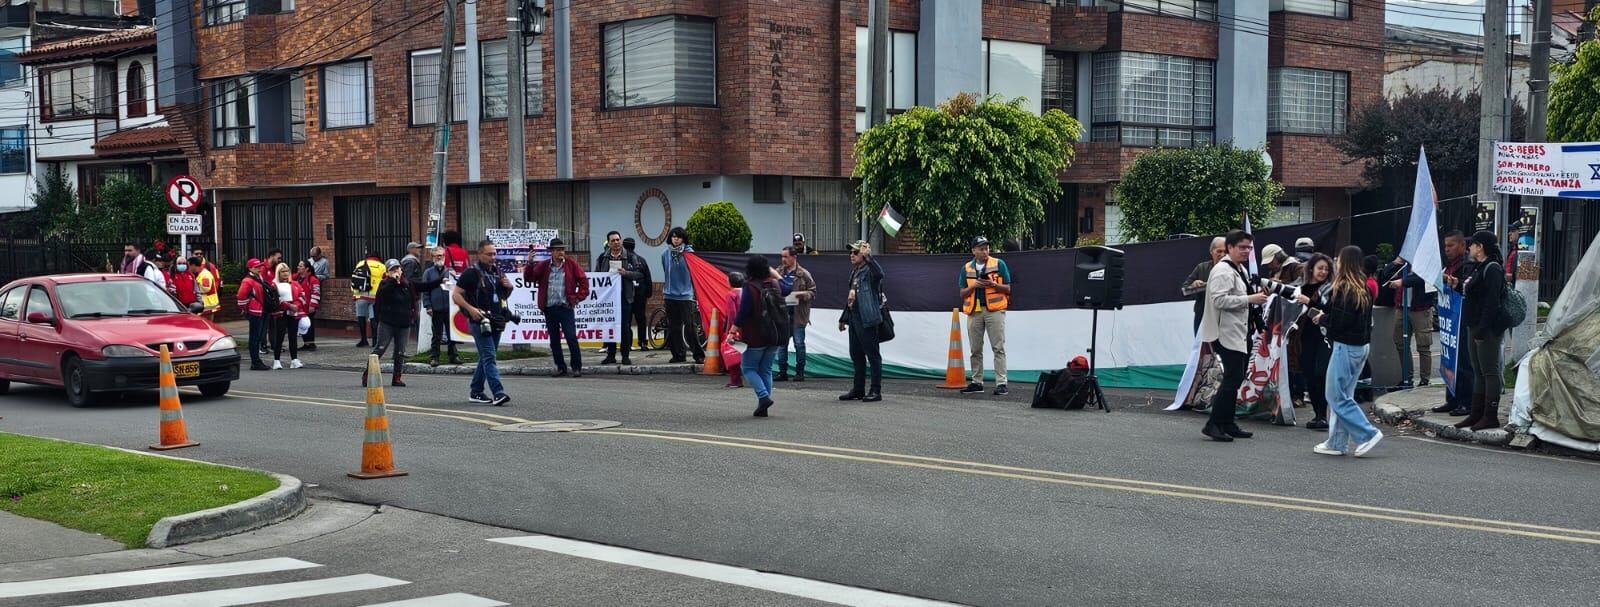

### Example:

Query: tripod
xmin=1084 ymin=306 xmax=1112 ymax=413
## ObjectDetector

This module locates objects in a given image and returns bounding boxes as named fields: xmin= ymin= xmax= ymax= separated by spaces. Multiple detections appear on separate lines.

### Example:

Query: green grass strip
xmin=0 ymin=433 xmax=278 ymax=548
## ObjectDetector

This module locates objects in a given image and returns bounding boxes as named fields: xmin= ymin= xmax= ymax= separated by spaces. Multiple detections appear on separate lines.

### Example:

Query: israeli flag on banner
xmin=1399 ymin=147 xmax=1444 ymax=293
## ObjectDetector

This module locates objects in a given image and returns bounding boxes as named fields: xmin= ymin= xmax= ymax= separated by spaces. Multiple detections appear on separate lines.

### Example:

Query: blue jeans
xmin=545 ymin=305 xmax=581 ymax=371
xmin=742 ymin=345 xmax=780 ymax=401
xmin=470 ymin=322 xmax=505 ymax=398
xmin=1325 ymin=342 xmax=1379 ymax=451
xmin=778 ymin=313 xmax=806 ymax=374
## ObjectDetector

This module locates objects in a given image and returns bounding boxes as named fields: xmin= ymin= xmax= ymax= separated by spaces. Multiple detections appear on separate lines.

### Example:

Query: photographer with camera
xmin=452 ymin=240 xmax=515 ymax=406
xmin=1198 ymin=231 xmax=1309 ymax=442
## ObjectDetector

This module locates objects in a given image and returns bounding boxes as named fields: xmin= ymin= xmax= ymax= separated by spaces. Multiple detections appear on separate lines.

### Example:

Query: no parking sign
xmin=165 ymin=175 xmax=203 ymax=213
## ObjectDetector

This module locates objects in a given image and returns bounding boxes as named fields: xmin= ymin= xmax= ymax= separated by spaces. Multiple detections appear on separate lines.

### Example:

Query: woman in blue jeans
xmin=734 ymin=255 xmax=788 ymax=417
xmin=1307 ymin=245 xmax=1383 ymax=457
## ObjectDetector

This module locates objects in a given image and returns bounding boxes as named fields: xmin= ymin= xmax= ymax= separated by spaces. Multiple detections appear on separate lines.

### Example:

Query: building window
xmin=1267 ymin=188 xmax=1317 ymax=227
xmin=0 ymin=127 xmax=25 ymax=174
xmin=1095 ymin=0 xmax=1218 ymax=21
xmin=321 ymin=60 xmax=373 ymax=128
xmin=202 ymin=0 xmax=247 ymax=25
xmin=854 ymin=28 xmax=916 ymax=132
xmin=982 ymin=39 xmax=1044 ymax=114
xmin=753 ymin=175 xmax=784 ymax=204
xmin=224 ymin=199 xmax=313 ymax=269
xmin=481 ymin=38 xmax=544 ymax=118
xmin=253 ymin=71 xmax=302 ymax=144
xmin=1091 ymin=52 xmax=1215 ymax=148
xmin=210 ymin=77 xmax=254 ymax=147
xmin=1043 ymin=51 xmax=1075 ymax=116
xmin=0 ymin=37 xmax=24 ymax=87
xmin=40 ymin=64 xmax=116 ymax=121
xmin=529 ymin=182 xmax=590 ymax=255
xmin=1103 ymin=197 xmax=1126 ymax=245
xmin=1268 ymin=68 xmax=1347 ymax=135
xmin=335 ymin=195 xmax=411 ymax=277
xmin=603 ymin=15 xmax=717 ymax=109
xmin=409 ymin=47 xmax=465 ymax=125
xmin=37 ymin=0 xmax=117 ymax=17
xmin=792 ymin=178 xmax=855 ymax=252
xmin=126 ymin=61 xmax=147 ymax=118
xmin=288 ymin=71 xmax=305 ymax=142
xmin=1270 ymin=0 xmax=1350 ymax=18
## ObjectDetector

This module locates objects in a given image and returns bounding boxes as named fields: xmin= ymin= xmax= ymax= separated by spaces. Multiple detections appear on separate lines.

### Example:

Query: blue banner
xmin=1438 ymin=287 xmax=1464 ymax=397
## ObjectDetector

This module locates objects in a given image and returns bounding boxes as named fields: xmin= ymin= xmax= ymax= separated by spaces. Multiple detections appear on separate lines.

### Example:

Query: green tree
xmin=1337 ymin=86 xmax=1523 ymax=199
xmin=1114 ymin=143 xmax=1283 ymax=244
xmin=30 ymin=164 xmax=77 ymax=239
xmin=1549 ymin=8 xmax=1600 ymax=142
xmin=854 ymin=93 xmax=1081 ymax=253
xmin=40 ymin=175 xmax=167 ymax=243
xmin=686 ymin=201 xmax=753 ymax=252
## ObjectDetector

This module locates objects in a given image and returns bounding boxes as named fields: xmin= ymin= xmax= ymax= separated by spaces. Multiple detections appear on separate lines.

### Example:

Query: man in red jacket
xmin=524 ymin=238 xmax=590 ymax=377
xmin=234 ymin=259 xmax=271 ymax=370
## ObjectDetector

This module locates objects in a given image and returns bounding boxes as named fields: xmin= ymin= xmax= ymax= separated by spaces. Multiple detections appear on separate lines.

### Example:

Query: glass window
xmin=1268 ymin=68 xmax=1347 ymax=135
xmin=210 ymin=77 xmax=254 ymax=147
xmin=1091 ymin=52 xmax=1215 ymax=147
xmin=41 ymin=64 xmax=117 ymax=120
xmin=26 ymin=287 xmax=53 ymax=321
xmin=288 ymin=71 xmax=305 ymax=142
xmin=1271 ymin=0 xmax=1350 ymax=18
xmin=1265 ymin=189 xmax=1318 ymax=227
xmin=1043 ymin=51 xmax=1076 ymax=116
xmin=982 ymin=39 xmax=1044 ymax=114
xmin=603 ymin=16 xmax=717 ymax=109
xmin=409 ymin=47 xmax=465 ymax=125
xmin=334 ymin=195 xmax=412 ymax=277
xmin=37 ymin=0 xmax=117 ymax=17
xmin=854 ymin=28 xmax=917 ymax=131
xmin=203 ymin=0 xmax=247 ymax=25
xmin=1096 ymin=0 xmax=1218 ymax=20
xmin=481 ymin=38 xmax=544 ymax=118
xmin=321 ymin=60 xmax=373 ymax=128
xmin=0 ymin=38 xmax=23 ymax=87
xmin=126 ymin=61 xmax=147 ymax=118
xmin=0 ymin=288 xmax=19 ymax=320
xmin=0 ymin=127 xmax=24 ymax=174
xmin=58 ymin=281 xmax=182 ymax=318
xmin=754 ymin=175 xmax=783 ymax=204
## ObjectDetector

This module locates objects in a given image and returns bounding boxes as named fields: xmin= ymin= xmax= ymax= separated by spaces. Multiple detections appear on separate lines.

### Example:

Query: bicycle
xmin=645 ymin=305 xmax=707 ymax=351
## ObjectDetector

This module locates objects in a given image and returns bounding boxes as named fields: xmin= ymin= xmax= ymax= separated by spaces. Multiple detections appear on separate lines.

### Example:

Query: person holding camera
xmin=1198 ymin=230 xmax=1309 ymax=442
xmin=452 ymin=241 xmax=514 ymax=406
xmin=526 ymin=238 xmax=591 ymax=377
xmin=959 ymin=236 xmax=1012 ymax=396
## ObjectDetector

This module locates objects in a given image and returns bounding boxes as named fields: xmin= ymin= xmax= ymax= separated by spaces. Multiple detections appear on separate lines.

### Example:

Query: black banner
xmin=698 ymin=219 xmax=1340 ymax=312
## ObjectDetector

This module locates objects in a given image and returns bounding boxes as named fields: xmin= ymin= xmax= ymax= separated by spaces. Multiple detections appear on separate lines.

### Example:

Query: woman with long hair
xmin=839 ymin=241 xmax=886 ymax=402
xmin=1308 ymin=246 xmax=1383 ymax=457
xmin=270 ymin=263 xmax=302 ymax=370
xmin=734 ymin=258 xmax=786 ymax=416
xmin=1454 ymin=231 xmax=1508 ymax=430
xmin=1297 ymin=253 xmax=1335 ymax=430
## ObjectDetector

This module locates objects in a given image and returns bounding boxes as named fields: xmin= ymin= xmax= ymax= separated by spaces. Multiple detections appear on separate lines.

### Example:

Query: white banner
xmin=1493 ymin=141 xmax=1600 ymax=198
xmin=448 ymin=272 xmax=623 ymax=344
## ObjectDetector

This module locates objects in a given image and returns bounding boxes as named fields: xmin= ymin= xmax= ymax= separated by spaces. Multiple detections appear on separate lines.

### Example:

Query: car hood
xmin=77 ymin=314 xmax=227 ymax=349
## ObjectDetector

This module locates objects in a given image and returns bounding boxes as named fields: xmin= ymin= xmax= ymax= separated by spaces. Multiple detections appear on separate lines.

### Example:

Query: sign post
xmin=164 ymin=175 xmax=204 ymax=260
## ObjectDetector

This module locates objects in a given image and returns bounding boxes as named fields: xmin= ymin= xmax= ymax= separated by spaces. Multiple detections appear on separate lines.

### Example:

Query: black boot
xmin=774 ymin=370 xmax=790 ymax=382
xmin=356 ymin=321 xmax=369 ymax=348
xmin=794 ymin=363 xmax=805 ymax=382
xmin=1470 ymin=401 xmax=1501 ymax=431
xmin=1455 ymin=392 xmax=1486 ymax=428
xmin=391 ymin=370 xmax=406 ymax=387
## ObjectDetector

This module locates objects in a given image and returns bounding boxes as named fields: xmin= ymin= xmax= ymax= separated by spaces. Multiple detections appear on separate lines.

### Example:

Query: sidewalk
xmin=218 ymin=320 xmax=702 ymax=376
xmin=1371 ymin=385 xmax=1514 ymax=447
xmin=0 ymin=511 xmax=122 ymax=564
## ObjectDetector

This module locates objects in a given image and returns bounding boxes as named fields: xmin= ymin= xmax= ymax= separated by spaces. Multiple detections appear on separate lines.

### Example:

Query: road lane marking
xmin=614 ymin=428 xmax=1600 ymax=539
xmin=226 ymin=390 xmax=534 ymax=424
xmin=63 ymin=574 xmax=409 ymax=607
xmin=590 ymin=430 xmax=1600 ymax=546
xmin=1400 ymin=436 xmax=1600 ymax=466
xmin=357 ymin=593 xmax=509 ymax=607
xmin=216 ymin=392 xmax=529 ymax=427
xmin=0 ymin=558 xmax=320 ymax=599
xmin=488 ymin=535 xmax=963 ymax=607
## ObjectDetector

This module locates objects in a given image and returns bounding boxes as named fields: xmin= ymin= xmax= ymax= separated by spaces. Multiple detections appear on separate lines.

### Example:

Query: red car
xmin=0 ymin=274 xmax=240 ymax=407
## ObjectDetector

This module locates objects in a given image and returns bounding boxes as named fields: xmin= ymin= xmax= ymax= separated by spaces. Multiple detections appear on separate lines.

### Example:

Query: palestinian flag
xmin=878 ymin=204 xmax=905 ymax=237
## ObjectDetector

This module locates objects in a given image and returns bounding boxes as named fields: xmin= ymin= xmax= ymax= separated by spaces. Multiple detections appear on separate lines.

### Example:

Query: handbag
xmin=877 ymin=300 xmax=895 ymax=343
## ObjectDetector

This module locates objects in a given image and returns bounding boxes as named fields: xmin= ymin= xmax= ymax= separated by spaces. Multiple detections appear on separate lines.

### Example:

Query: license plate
xmin=173 ymin=362 xmax=200 ymax=379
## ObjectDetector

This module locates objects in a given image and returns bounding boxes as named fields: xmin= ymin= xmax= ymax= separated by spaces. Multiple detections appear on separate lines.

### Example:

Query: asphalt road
xmin=3 ymin=368 xmax=1598 ymax=606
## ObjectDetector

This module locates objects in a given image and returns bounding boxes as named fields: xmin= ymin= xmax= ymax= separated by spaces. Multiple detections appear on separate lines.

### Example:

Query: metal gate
xmin=334 ymin=195 xmax=412 ymax=276
xmin=1541 ymin=198 xmax=1600 ymax=302
xmin=222 ymin=199 xmax=312 ymax=267
xmin=793 ymin=179 xmax=857 ymax=252
xmin=458 ymin=186 xmax=505 ymax=246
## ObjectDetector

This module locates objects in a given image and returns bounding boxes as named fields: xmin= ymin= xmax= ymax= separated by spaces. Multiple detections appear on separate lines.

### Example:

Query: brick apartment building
xmin=152 ymin=0 xmax=1381 ymax=323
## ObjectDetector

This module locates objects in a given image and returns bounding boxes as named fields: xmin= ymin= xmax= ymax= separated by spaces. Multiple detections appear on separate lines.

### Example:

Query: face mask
xmin=175 ymin=264 xmax=187 ymax=271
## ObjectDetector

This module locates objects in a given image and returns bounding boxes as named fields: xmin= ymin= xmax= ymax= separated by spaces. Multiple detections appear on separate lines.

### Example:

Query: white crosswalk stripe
xmin=0 ymin=558 xmax=321 ymax=599
xmin=61 ymin=574 xmax=410 ymax=607
xmin=356 ymin=593 xmax=509 ymax=607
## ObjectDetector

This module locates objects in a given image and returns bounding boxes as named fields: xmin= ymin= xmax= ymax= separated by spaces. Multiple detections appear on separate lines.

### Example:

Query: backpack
xmin=755 ymin=281 xmax=791 ymax=344
xmin=351 ymin=260 xmax=374 ymax=294
xmin=1034 ymin=367 xmax=1097 ymax=410
xmin=255 ymin=276 xmax=281 ymax=312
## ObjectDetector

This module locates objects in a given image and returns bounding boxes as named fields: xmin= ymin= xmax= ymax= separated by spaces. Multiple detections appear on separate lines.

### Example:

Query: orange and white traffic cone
xmin=936 ymin=308 xmax=968 ymax=389
xmin=149 ymin=345 xmax=199 ymax=451
xmin=349 ymin=354 xmax=407 ymax=480
xmin=701 ymin=308 xmax=725 ymax=376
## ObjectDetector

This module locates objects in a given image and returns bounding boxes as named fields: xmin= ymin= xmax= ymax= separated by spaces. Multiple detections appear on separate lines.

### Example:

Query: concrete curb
xmin=301 ymin=361 xmax=704 ymax=376
xmin=1373 ymin=400 xmax=1513 ymax=447
xmin=146 ymin=473 xmax=306 ymax=549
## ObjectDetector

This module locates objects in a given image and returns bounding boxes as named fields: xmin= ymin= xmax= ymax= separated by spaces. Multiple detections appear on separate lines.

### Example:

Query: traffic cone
xmin=349 ymin=354 xmax=407 ymax=480
xmin=149 ymin=345 xmax=199 ymax=451
xmin=701 ymin=308 xmax=725 ymax=375
xmin=936 ymin=308 xmax=969 ymax=389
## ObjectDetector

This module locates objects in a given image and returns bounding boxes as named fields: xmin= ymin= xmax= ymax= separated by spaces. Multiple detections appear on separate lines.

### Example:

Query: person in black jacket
xmin=1308 ymin=246 xmax=1383 ymax=457
xmin=1448 ymin=231 xmax=1507 ymax=431
xmin=1379 ymin=256 xmax=1435 ymax=388
xmin=1297 ymin=253 xmax=1335 ymax=430
xmin=838 ymin=241 xmax=886 ymax=403
xmin=1182 ymin=237 xmax=1226 ymax=335
xmin=370 ymin=259 xmax=416 ymax=387
xmin=596 ymin=231 xmax=646 ymax=365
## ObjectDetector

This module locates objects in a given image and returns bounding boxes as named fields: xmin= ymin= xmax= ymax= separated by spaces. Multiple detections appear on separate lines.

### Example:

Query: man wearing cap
xmin=235 ymin=259 xmax=272 ymax=371
xmin=623 ymin=237 xmax=653 ymax=350
xmin=1260 ymin=243 xmax=1291 ymax=279
xmin=1294 ymin=237 xmax=1315 ymax=264
xmin=958 ymin=237 xmax=1012 ymax=396
xmin=526 ymin=237 xmax=591 ymax=377
xmin=792 ymin=233 xmax=819 ymax=256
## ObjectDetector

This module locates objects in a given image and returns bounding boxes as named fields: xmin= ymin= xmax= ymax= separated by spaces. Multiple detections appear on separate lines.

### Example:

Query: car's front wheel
xmin=199 ymin=382 xmax=230 ymax=398
xmin=0 ymin=379 xmax=9 ymax=395
xmin=62 ymin=357 xmax=93 ymax=408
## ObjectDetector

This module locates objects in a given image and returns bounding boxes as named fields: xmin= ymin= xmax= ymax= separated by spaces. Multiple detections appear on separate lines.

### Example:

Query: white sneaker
xmin=1354 ymin=430 xmax=1384 ymax=457
xmin=289 ymin=359 xmax=304 ymax=369
xmin=271 ymin=360 xmax=283 ymax=370
xmin=1313 ymin=442 xmax=1345 ymax=456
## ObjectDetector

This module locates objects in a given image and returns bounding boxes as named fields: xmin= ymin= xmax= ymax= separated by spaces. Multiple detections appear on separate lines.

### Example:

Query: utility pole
xmin=1477 ymin=0 xmax=1509 ymax=240
xmin=427 ymin=0 xmax=458 ymax=247
xmin=1513 ymin=0 xmax=1553 ymax=361
xmin=507 ymin=0 xmax=530 ymax=228
xmin=863 ymin=0 xmax=887 ymax=242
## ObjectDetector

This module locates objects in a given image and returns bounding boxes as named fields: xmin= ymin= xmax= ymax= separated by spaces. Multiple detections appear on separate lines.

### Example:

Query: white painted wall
xmin=0 ymin=28 xmax=31 ymax=210
xmin=588 ymin=175 xmax=795 ymax=283
xmin=1386 ymin=59 xmax=1531 ymax=108
xmin=117 ymin=54 xmax=161 ymax=129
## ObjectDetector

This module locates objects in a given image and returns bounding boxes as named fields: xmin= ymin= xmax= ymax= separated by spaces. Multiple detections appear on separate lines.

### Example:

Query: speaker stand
xmin=1085 ymin=306 xmax=1112 ymax=413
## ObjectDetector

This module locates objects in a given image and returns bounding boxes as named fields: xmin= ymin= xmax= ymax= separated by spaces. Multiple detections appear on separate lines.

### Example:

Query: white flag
xmin=1399 ymin=147 xmax=1444 ymax=293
